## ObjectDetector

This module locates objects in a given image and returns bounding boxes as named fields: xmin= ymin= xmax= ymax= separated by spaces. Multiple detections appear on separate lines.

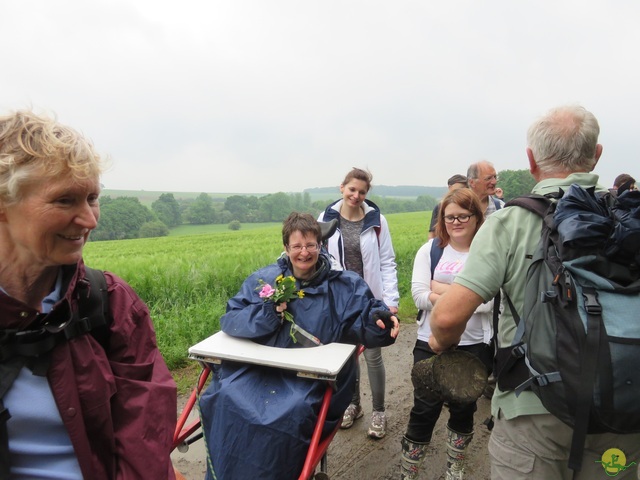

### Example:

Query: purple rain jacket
xmin=0 ymin=262 xmax=177 ymax=479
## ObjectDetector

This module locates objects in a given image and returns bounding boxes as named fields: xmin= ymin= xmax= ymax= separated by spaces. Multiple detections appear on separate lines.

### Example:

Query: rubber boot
xmin=400 ymin=435 xmax=429 ymax=480
xmin=444 ymin=427 xmax=473 ymax=480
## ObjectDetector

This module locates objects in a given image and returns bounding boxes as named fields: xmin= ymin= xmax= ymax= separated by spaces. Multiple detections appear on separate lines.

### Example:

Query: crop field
xmin=83 ymin=211 xmax=431 ymax=370
xmin=169 ymin=222 xmax=280 ymax=237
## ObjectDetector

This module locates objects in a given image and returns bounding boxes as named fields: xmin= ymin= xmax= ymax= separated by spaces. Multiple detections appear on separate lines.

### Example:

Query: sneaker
xmin=340 ymin=403 xmax=363 ymax=429
xmin=367 ymin=410 xmax=387 ymax=439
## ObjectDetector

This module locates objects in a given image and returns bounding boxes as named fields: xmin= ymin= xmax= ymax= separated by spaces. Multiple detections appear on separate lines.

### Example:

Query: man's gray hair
xmin=527 ymin=105 xmax=600 ymax=175
xmin=466 ymin=160 xmax=494 ymax=180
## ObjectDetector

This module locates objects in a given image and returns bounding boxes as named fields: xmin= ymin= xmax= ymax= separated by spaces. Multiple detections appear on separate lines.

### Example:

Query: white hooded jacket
xmin=319 ymin=199 xmax=399 ymax=308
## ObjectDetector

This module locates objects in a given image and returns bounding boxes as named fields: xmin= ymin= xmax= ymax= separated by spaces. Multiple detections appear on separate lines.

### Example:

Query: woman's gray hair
xmin=0 ymin=110 xmax=104 ymax=205
xmin=527 ymin=105 xmax=600 ymax=175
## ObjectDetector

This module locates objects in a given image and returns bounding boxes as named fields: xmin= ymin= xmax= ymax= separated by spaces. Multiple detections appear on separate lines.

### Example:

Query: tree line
xmin=90 ymin=169 xmax=536 ymax=241
xmin=90 ymin=191 xmax=439 ymax=241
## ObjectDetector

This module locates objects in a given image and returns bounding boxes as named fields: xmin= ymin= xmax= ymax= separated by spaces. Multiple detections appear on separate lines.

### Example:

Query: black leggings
xmin=404 ymin=339 xmax=492 ymax=442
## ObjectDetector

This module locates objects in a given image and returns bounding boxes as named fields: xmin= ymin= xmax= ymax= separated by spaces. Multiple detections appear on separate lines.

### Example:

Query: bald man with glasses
xmin=467 ymin=161 xmax=502 ymax=217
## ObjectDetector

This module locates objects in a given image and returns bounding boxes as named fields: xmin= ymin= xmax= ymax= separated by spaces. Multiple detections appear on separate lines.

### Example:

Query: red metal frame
xmin=173 ymin=345 xmax=365 ymax=479
xmin=173 ymin=366 xmax=211 ymax=450
xmin=298 ymin=385 xmax=339 ymax=479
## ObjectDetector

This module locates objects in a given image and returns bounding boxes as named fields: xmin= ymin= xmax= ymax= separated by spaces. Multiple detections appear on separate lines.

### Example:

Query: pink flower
xmin=259 ymin=284 xmax=276 ymax=299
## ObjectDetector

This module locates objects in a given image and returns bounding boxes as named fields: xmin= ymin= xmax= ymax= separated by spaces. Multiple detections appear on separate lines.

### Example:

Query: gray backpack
xmin=496 ymin=184 xmax=640 ymax=472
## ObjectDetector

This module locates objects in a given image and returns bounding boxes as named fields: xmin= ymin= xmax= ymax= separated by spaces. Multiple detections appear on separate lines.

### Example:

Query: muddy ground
xmin=171 ymin=323 xmax=492 ymax=479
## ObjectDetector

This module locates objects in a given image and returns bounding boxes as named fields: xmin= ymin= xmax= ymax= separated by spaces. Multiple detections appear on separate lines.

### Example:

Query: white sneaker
xmin=340 ymin=403 xmax=363 ymax=429
xmin=367 ymin=411 xmax=387 ymax=439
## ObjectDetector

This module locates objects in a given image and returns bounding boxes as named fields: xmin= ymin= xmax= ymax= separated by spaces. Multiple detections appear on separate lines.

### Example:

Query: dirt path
xmin=171 ymin=323 xmax=492 ymax=479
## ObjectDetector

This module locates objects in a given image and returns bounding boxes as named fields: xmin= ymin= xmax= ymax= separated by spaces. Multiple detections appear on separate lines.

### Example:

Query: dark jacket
xmin=0 ymin=262 xmax=177 ymax=479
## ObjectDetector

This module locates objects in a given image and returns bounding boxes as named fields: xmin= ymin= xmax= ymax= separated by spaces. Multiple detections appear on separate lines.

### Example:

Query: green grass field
xmin=169 ymin=222 xmax=280 ymax=236
xmin=83 ymin=211 xmax=431 ymax=371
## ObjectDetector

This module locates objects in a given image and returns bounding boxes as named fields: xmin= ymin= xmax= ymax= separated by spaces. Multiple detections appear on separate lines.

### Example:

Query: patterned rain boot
xmin=400 ymin=435 xmax=429 ymax=480
xmin=444 ymin=427 xmax=473 ymax=480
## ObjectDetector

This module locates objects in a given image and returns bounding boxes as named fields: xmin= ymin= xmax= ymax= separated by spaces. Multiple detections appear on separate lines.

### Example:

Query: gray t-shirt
xmin=340 ymin=217 xmax=364 ymax=278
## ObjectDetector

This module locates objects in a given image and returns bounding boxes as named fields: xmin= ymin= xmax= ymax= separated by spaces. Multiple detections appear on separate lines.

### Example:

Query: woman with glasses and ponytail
xmin=319 ymin=167 xmax=400 ymax=439
xmin=400 ymin=188 xmax=493 ymax=480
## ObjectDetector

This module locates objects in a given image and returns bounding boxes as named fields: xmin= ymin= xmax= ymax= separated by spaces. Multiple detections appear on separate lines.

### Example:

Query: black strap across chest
xmin=0 ymin=267 xmax=110 ymax=478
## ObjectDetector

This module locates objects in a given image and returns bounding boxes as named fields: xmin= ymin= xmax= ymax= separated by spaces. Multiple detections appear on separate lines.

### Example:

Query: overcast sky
xmin=2 ymin=1 xmax=639 ymax=194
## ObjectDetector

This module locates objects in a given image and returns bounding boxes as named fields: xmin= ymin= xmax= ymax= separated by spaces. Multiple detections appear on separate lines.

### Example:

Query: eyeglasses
xmin=443 ymin=214 xmax=475 ymax=224
xmin=287 ymin=243 xmax=319 ymax=253
xmin=483 ymin=174 xmax=499 ymax=182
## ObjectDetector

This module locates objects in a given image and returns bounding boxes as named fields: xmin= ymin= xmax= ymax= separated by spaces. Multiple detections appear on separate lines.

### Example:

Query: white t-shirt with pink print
xmin=411 ymin=239 xmax=493 ymax=346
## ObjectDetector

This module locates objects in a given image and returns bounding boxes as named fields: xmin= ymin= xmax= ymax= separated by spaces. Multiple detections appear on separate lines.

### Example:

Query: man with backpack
xmin=429 ymin=105 xmax=640 ymax=479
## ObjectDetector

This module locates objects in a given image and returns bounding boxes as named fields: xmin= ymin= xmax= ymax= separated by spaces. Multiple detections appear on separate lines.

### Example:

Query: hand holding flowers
xmin=257 ymin=275 xmax=305 ymax=342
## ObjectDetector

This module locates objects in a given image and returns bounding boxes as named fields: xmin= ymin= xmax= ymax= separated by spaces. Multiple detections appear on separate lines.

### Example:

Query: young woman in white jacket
xmin=400 ymin=187 xmax=493 ymax=480
xmin=319 ymin=168 xmax=399 ymax=439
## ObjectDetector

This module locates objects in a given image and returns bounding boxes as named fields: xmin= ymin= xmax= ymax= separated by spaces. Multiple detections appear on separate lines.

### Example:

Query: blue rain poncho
xmin=199 ymin=253 xmax=396 ymax=480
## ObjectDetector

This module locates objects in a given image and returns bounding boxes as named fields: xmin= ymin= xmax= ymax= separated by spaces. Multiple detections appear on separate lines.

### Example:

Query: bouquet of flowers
xmin=257 ymin=275 xmax=305 ymax=342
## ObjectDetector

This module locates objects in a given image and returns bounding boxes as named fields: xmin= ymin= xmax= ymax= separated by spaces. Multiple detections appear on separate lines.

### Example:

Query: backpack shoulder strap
xmin=429 ymin=237 xmax=444 ymax=278
xmin=498 ymin=194 xmax=555 ymax=342
xmin=493 ymin=194 xmax=555 ymax=394
xmin=504 ymin=194 xmax=551 ymax=217
xmin=0 ymin=357 xmax=26 ymax=478
xmin=415 ymin=239 xmax=445 ymax=322
xmin=64 ymin=267 xmax=112 ymax=349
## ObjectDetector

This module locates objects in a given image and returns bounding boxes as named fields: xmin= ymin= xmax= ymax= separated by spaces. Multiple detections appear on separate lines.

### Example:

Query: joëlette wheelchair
xmin=172 ymin=218 xmax=366 ymax=479
xmin=173 ymin=331 xmax=363 ymax=480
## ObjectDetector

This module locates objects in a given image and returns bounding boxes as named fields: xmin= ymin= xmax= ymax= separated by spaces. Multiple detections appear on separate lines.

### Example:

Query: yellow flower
xmin=257 ymin=274 xmax=304 ymax=343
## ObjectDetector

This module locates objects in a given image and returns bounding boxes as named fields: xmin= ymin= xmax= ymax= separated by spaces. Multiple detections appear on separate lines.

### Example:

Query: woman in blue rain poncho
xmin=199 ymin=212 xmax=399 ymax=480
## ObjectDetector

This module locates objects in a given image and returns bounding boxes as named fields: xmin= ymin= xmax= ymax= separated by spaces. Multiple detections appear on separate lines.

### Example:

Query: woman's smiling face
xmin=285 ymin=230 xmax=319 ymax=280
xmin=1 ymin=174 xmax=101 ymax=268
xmin=443 ymin=202 xmax=477 ymax=246
xmin=340 ymin=179 xmax=368 ymax=209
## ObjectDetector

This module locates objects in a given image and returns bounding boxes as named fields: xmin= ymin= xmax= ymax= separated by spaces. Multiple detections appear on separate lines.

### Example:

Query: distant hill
xmin=100 ymin=189 xmax=247 ymax=207
xmin=101 ymin=185 xmax=447 ymax=207
xmin=101 ymin=189 xmax=242 ymax=201
xmin=305 ymin=185 xmax=447 ymax=199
